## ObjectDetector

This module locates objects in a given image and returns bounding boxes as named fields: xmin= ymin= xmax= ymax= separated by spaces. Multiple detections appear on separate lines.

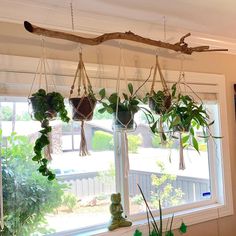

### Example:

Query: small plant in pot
xmin=133 ymin=184 xmax=187 ymax=236
xmin=98 ymin=83 xmax=154 ymax=131
xmin=69 ymin=52 xmax=97 ymax=156
xmin=69 ymin=87 xmax=96 ymax=122
xmin=29 ymin=88 xmax=70 ymax=180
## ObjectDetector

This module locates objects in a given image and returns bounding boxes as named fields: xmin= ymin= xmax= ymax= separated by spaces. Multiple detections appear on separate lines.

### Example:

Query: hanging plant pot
xmin=148 ymin=94 xmax=171 ymax=115
xmin=113 ymin=110 xmax=135 ymax=130
xmin=69 ymin=96 xmax=96 ymax=121
xmin=29 ymin=93 xmax=57 ymax=120
xmin=69 ymin=52 xmax=97 ymax=156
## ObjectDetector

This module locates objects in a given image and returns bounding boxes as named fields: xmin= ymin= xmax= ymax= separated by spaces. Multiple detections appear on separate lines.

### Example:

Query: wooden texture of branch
xmin=24 ymin=21 xmax=228 ymax=55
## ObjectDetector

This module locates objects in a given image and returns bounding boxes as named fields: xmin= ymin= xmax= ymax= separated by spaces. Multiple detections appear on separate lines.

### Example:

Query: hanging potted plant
xmin=162 ymin=80 xmax=218 ymax=169
xmin=98 ymin=82 xmax=154 ymax=131
xmin=29 ymin=39 xmax=70 ymax=180
xmin=29 ymin=89 xmax=70 ymax=180
xmin=69 ymin=52 xmax=96 ymax=156
xmin=147 ymin=55 xmax=171 ymax=116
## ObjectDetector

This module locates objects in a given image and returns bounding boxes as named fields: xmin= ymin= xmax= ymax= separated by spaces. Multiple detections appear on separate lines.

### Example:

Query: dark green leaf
xmin=99 ymin=88 xmax=106 ymax=99
xmin=128 ymin=83 xmax=133 ymax=95
xmin=192 ymin=136 xmax=199 ymax=152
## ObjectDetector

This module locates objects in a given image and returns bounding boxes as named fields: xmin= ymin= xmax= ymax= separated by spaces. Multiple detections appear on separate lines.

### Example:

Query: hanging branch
xmin=24 ymin=21 xmax=228 ymax=55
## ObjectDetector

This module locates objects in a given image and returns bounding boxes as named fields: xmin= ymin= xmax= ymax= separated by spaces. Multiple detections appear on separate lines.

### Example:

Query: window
xmin=0 ymin=71 xmax=233 ymax=236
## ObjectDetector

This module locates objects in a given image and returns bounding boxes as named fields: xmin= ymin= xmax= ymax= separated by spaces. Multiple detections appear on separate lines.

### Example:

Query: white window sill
xmin=62 ymin=201 xmax=233 ymax=236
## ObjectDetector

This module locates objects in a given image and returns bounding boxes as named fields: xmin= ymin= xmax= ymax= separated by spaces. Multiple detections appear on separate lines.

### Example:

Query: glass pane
xmin=128 ymin=107 xmax=212 ymax=215
xmin=2 ymin=101 xmax=116 ymax=235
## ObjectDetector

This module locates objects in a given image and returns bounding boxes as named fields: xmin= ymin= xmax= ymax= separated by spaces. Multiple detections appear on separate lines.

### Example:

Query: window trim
xmin=110 ymin=71 xmax=233 ymax=236
xmin=1 ymin=70 xmax=233 ymax=236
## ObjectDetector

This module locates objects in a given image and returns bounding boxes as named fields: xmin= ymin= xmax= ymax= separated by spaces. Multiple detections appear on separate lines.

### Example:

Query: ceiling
xmin=0 ymin=0 xmax=236 ymax=53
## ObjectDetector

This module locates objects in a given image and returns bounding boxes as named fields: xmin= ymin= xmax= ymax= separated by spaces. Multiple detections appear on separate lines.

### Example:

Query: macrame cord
xmin=114 ymin=44 xmax=135 ymax=131
xmin=28 ymin=38 xmax=57 ymax=161
xmin=69 ymin=52 xmax=95 ymax=156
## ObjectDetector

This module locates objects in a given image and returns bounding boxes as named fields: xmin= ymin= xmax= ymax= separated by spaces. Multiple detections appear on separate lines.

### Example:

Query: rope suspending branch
xmin=24 ymin=21 xmax=228 ymax=55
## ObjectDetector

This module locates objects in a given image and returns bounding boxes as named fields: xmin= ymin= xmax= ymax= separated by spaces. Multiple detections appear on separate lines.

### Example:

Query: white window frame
xmin=93 ymin=71 xmax=233 ymax=236
xmin=0 ymin=70 xmax=233 ymax=236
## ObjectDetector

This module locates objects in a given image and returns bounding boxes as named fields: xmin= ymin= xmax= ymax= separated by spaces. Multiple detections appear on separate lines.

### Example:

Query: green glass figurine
xmin=108 ymin=193 xmax=132 ymax=231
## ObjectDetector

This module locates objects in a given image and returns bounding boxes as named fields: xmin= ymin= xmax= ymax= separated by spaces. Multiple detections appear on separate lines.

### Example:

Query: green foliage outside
xmin=152 ymin=135 xmax=162 ymax=148
xmin=98 ymin=162 xmax=115 ymax=185
xmin=152 ymin=135 xmax=174 ymax=149
xmin=62 ymin=193 xmax=77 ymax=212
xmin=127 ymin=134 xmax=142 ymax=153
xmin=92 ymin=130 xmax=114 ymax=151
xmin=1 ymin=132 xmax=66 ymax=236
xmin=0 ymin=106 xmax=13 ymax=121
xmin=16 ymin=112 xmax=31 ymax=121
xmin=151 ymin=161 xmax=184 ymax=208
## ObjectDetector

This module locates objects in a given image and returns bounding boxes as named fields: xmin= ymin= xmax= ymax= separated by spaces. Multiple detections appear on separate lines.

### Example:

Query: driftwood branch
xmin=24 ymin=21 xmax=228 ymax=55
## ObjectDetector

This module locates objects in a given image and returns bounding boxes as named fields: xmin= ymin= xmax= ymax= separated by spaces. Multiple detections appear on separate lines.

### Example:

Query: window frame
xmin=0 ymin=70 xmax=233 ymax=236
xmin=110 ymin=71 xmax=233 ymax=236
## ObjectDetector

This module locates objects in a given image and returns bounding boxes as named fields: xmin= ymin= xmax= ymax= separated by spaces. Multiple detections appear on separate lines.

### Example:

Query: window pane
xmin=128 ymin=107 xmax=212 ymax=215
xmin=2 ymin=101 xmax=116 ymax=235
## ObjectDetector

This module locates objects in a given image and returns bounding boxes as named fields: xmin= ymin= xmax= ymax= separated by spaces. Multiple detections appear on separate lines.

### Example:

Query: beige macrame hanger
xmin=115 ymin=43 xmax=135 ymax=131
xmin=69 ymin=51 xmax=96 ymax=156
xmin=176 ymin=55 xmax=186 ymax=170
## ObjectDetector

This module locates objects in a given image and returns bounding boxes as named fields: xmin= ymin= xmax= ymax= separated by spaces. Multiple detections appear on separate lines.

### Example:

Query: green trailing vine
xmin=30 ymin=89 xmax=70 ymax=180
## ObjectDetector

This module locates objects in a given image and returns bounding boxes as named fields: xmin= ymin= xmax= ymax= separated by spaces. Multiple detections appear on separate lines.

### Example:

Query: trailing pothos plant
xmin=98 ymin=83 xmax=155 ymax=130
xmin=30 ymin=88 xmax=70 ymax=180
xmin=133 ymin=184 xmax=187 ymax=236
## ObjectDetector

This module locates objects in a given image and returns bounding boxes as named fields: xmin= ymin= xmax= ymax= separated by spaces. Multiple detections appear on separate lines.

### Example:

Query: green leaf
xmin=190 ymin=127 xmax=194 ymax=136
xmin=98 ymin=107 xmax=106 ymax=114
xmin=172 ymin=116 xmax=181 ymax=126
xmin=99 ymin=88 xmax=106 ymax=99
xmin=128 ymin=83 xmax=133 ymax=95
xmin=134 ymin=229 xmax=142 ymax=236
xmin=109 ymin=93 xmax=119 ymax=104
xmin=179 ymin=222 xmax=187 ymax=234
xmin=182 ymin=135 xmax=189 ymax=144
xmin=123 ymin=93 xmax=128 ymax=100
xmin=192 ymin=136 xmax=199 ymax=152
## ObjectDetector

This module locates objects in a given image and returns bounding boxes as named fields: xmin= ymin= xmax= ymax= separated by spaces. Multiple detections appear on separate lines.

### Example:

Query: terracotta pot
xmin=29 ymin=95 xmax=57 ymax=120
xmin=69 ymin=96 xmax=96 ymax=121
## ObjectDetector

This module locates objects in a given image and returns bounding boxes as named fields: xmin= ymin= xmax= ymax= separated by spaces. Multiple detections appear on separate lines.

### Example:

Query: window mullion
xmin=114 ymin=131 xmax=130 ymax=217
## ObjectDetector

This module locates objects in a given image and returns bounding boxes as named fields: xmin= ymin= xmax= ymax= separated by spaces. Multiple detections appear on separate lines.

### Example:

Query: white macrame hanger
xmin=115 ymin=42 xmax=135 ymax=130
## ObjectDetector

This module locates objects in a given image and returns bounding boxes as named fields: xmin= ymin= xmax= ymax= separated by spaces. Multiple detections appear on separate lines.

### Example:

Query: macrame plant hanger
xmin=175 ymin=56 xmax=186 ymax=170
xmin=69 ymin=52 xmax=96 ymax=156
xmin=150 ymin=55 xmax=171 ymax=143
xmin=114 ymin=44 xmax=136 ymax=132
xmin=28 ymin=38 xmax=57 ymax=161
xmin=114 ymin=45 xmax=132 ymax=178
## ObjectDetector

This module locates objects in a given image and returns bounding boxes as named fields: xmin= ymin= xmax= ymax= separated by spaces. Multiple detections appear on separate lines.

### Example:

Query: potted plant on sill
xmin=29 ymin=88 xmax=70 ymax=180
xmin=98 ymin=83 xmax=154 ymax=131
xmin=133 ymin=184 xmax=187 ymax=236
